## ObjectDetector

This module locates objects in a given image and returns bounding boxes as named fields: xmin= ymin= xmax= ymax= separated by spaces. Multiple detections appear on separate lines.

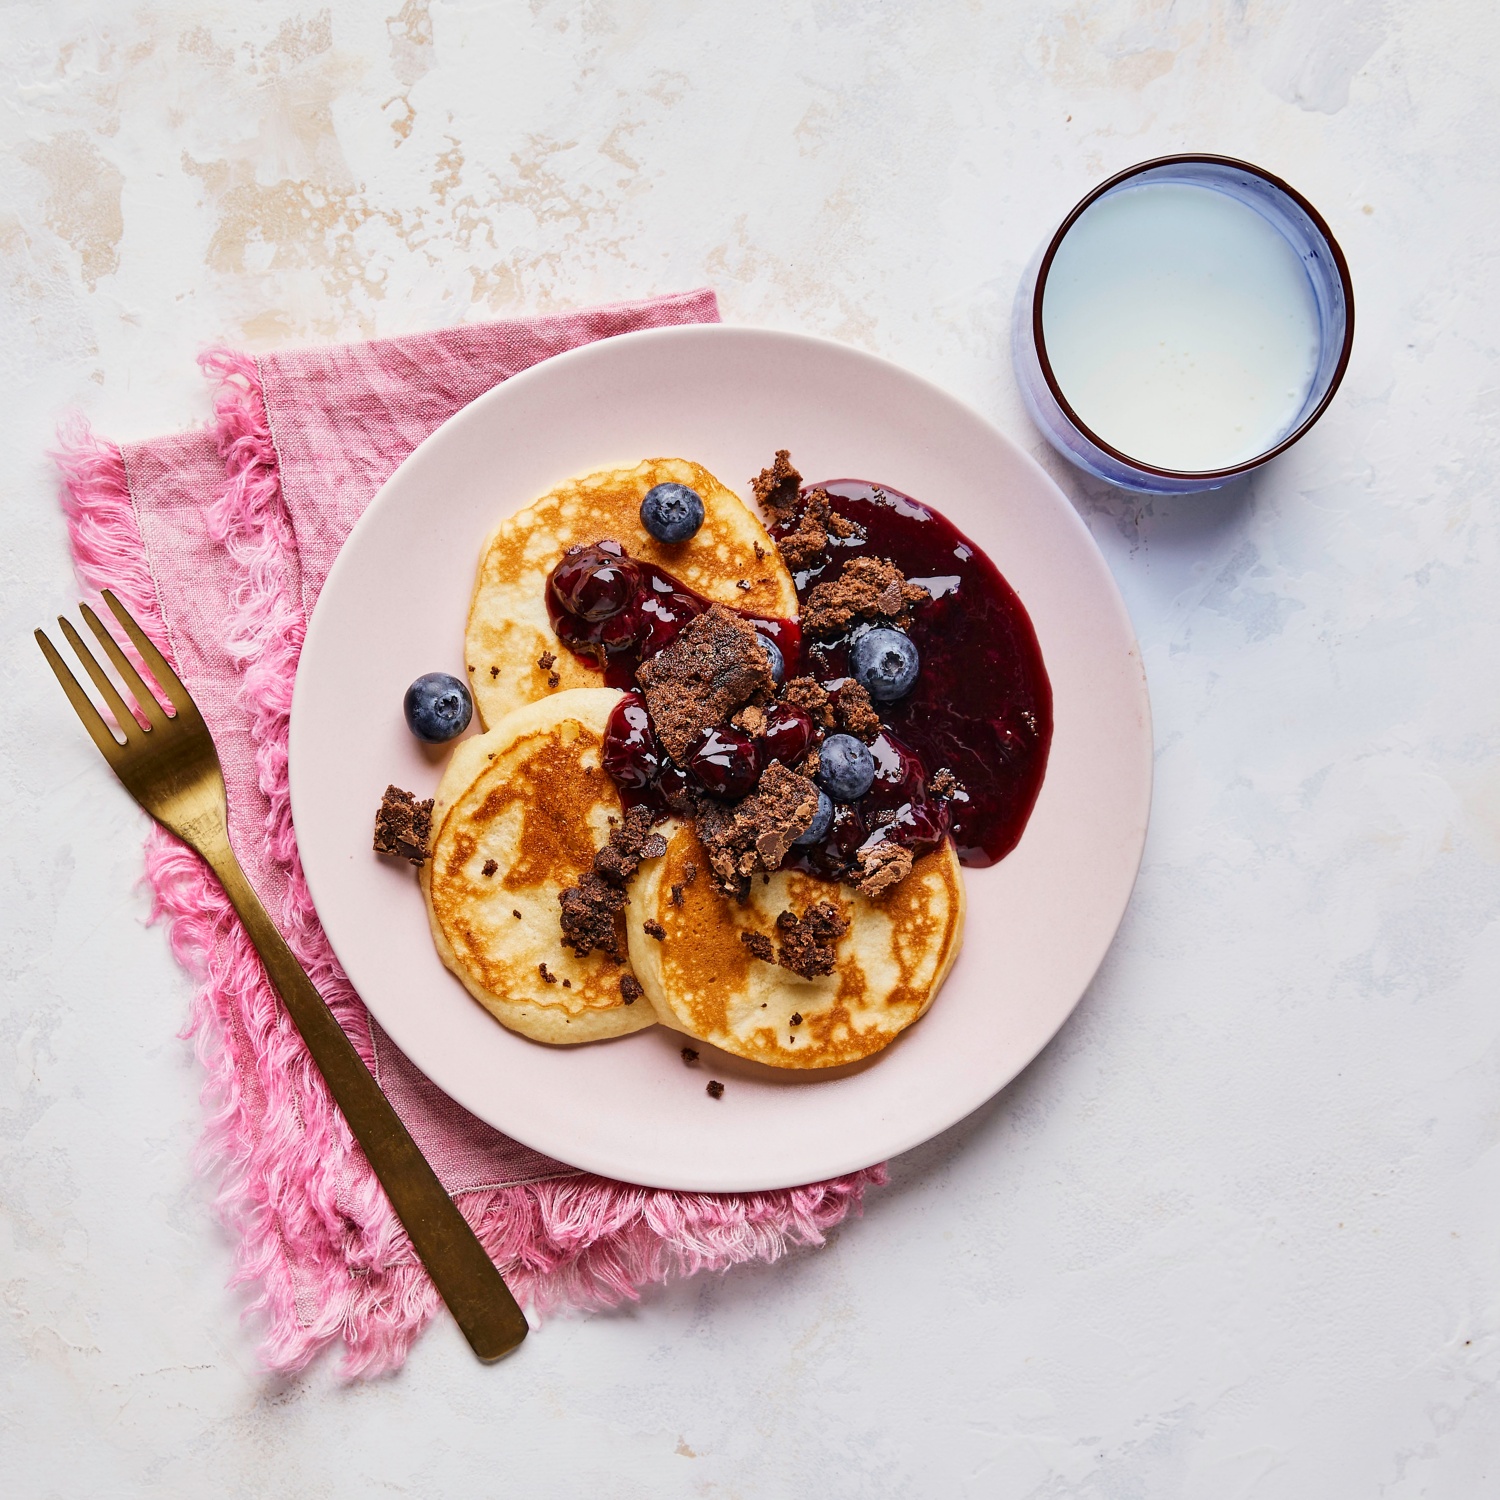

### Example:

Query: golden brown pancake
xmin=421 ymin=688 xmax=653 ymax=1044
xmin=626 ymin=822 xmax=965 ymax=1069
xmin=465 ymin=457 xmax=796 ymax=730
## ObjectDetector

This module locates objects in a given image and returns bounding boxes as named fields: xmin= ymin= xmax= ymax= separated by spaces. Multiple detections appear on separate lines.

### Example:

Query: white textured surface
xmin=1 ymin=2 xmax=1496 ymax=1495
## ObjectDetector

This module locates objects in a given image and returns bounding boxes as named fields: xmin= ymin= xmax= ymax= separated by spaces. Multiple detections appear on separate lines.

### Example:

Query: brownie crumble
xmin=739 ymin=929 xmax=773 ymax=962
xmin=373 ymin=785 xmax=433 ymax=866
xmin=537 ymin=650 xmax=556 ymax=670
xmin=682 ymin=860 xmax=698 ymax=886
xmin=538 ymin=962 xmax=557 ymax=985
xmin=593 ymin=805 xmax=668 ymax=884
xmin=547 ymin=672 xmax=561 ymax=688
xmin=636 ymin=604 xmax=777 ymax=762
xmin=803 ymin=556 xmax=930 ymax=640
xmin=681 ymin=1047 xmax=699 ymax=1065
xmin=481 ymin=858 xmax=498 ymax=877
xmin=780 ymin=675 xmax=834 ymax=728
xmin=773 ymin=486 xmax=861 ymax=573
xmin=489 ymin=665 xmax=500 ymax=678
xmin=619 ymin=973 xmax=643 ymax=1004
xmin=670 ymin=883 xmax=685 ymax=906
xmin=833 ymin=681 xmax=881 ymax=742
xmin=706 ymin=1080 xmax=725 ymax=1100
xmin=562 ymin=978 xmax=572 ymax=988
xmin=750 ymin=449 xmax=803 ymax=525
xmin=753 ymin=541 xmax=766 ymax=561
xmin=853 ymin=839 xmax=914 ymax=898
xmin=928 ymin=767 xmax=965 ymax=800
xmin=774 ymin=902 xmax=849 ymax=979
xmin=559 ymin=872 xmax=626 ymax=960
xmin=643 ymin=919 xmax=666 ymax=941
xmin=697 ymin=763 xmax=821 ymax=897
xmin=790 ymin=1012 xmax=803 ymax=1026
xmin=513 ymin=909 xmax=522 ymax=919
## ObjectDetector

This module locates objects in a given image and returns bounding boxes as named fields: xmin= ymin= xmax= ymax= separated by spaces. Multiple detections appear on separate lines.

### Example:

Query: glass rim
xmin=1031 ymin=153 xmax=1357 ymax=482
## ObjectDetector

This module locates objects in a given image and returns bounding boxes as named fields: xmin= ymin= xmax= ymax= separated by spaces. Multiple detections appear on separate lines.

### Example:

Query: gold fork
xmin=37 ymin=589 xmax=528 ymax=1363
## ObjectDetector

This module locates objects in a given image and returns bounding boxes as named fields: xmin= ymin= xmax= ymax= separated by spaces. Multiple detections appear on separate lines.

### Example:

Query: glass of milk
xmin=1012 ymin=155 xmax=1354 ymax=493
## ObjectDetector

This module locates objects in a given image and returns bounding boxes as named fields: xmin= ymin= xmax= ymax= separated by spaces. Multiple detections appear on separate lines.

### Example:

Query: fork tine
xmin=35 ymin=628 xmax=125 ymax=761
xmin=80 ymin=601 xmax=170 ymax=729
xmin=100 ymin=590 xmax=195 ymax=720
xmin=59 ymin=616 xmax=145 ymax=739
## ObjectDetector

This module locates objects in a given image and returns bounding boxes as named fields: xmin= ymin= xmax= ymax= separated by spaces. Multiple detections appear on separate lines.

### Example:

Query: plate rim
xmin=289 ymin=322 xmax=1153 ymax=1189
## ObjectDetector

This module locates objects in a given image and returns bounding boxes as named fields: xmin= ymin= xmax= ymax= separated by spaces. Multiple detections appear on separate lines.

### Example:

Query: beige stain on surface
xmin=21 ymin=132 xmax=124 ymax=291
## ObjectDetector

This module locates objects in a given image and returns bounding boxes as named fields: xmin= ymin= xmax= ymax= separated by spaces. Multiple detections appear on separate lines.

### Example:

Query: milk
xmin=1039 ymin=182 xmax=1322 ymax=472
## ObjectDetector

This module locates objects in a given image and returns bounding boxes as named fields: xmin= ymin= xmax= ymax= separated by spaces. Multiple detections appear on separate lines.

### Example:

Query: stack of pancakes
xmin=421 ymin=457 xmax=965 ymax=1068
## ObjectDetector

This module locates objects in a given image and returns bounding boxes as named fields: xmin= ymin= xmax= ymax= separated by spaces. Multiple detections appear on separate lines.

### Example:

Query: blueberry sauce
xmin=546 ymin=540 xmax=800 ymax=690
xmin=781 ymin=481 xmax=1052 ymax=867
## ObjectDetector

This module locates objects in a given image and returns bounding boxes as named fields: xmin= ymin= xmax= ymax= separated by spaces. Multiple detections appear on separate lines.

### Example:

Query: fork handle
xmin=205 ymin=841 xmax=529 ymax=1362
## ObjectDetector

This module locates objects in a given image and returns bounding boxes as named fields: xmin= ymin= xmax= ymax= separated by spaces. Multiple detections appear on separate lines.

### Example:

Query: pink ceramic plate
xmin=290 ymin=325 xmax=1151 ymax=1192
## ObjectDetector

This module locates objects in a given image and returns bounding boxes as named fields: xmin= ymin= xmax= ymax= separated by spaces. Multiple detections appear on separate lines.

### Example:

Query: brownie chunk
xmin=619 ymin=973 xmax=643 ymax=1004
xmin=559 ymin=872 xmax=626 ymax=960
xmin=593 ymin=805 xmax=668 ymax=884
xmin=834 ymin=681 xmax=881 ymax=742
xmin=637 ymin=604 xmax=777 ymax=761
xmin=774 ymin=487 xmax=866 ymax=573
xmin=373 ymin=785 xmax=433 ymax=866
xmin=643 ymin=919 xmax=666 ymax=941
xmin=750 ymin=449 xmax=803 ymax=524
xmin=774 ymin=902 xmax=849 ymax=979
xmin=853 ymin=838 xmax=914 ymax=897
xmin=803 ymin=557 xmax=930 ymax=640
xmin=780 ymin=675 xmax=834 ymax=728
xmin=706 ymin=1080 xmax=725 ymax=1099
xmin=696 ymin=763 xmax=821 ymax=896
xmin=739 ymin=929 xmax=773 ymax=962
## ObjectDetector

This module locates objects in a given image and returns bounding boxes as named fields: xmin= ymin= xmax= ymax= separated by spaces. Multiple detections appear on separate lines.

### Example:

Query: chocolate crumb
xmin=482 ymin=858 xmax=498 ymax=877
xmin=706 ymin=1080 xmax=725 ymax=1100
xmin=834 ymin=681 xmax=881 ymax=742
xmin=803 ymin=556 xmax=930 ymax=640
xmin=559 ymin=872 xmax=626 ymax=960
xmin=537 ymin=650 xmax=556 ymax=670
xmin=593 ymin=805 xmax=669 ymax=884
xmin=467 ymin=664 xmax=475 ymax=673
xmin=754 ymin=541 xmax=766 ymax=560
xmin=740 ymin=930 xmax=774 ymax=961
xmin=853 ymin=839 xmax=914 ymax=897
xmin=636 ymin=605 xmax=777 ymax=761
xmin=490 ymin=665 xmax=500 ymax=678
xmin=620 ymin=973 xmax=643 ymax=1004
xmin=643 ymin=919 xmax=666 ymax=941
xmin=774 ymin=902 xmax=850 ymax=979
xmin=562 ymin=978 xmax=571 ymax=988
xmin=682 ymin=861 xmax=698 ymax=886
xmin=790 ymin=1012 xmax=803 ymax=1026
xmin=780 ymin=675 xmax=834 ymax=728
xmin=774 ymin=487 xmax=835 ymax=572
xmin=373 ymin=785 xmax=433 ymax=866
xmin=538 ymin=962 xmax=557 ymax=985
xmin=547 ymin=672 xmax=560 ymax=688
xmin=929 ymin=767 xmax=965 ymax=799
xmin=681 ymin=1047 xmax=699 ymax=1065
xmin=750 ymin=449 xmax=802 ymax=524
xmin=670 ymin=883 xmax=685 ymax=906
xmin=513 ymin=909 xmax=522 ymax=919
xmin=696 ymin=763 xmax=820 ymax=897
xmin=732 ymin=703 xmax=767 ymax=737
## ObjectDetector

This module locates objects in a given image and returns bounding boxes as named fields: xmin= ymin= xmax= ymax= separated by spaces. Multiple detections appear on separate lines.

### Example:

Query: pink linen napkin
xmin=57 ymin=290 xmax=883 ymax=1377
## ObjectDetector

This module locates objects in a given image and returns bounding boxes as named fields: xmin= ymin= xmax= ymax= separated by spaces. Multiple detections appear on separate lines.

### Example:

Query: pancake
xmin=626 ymin=822 xmax=966 ymax=1069
xmin=465 ymin=457 xmax=796 ymax=729
xmin=421 ymin=688 xmax=653 ymax=1044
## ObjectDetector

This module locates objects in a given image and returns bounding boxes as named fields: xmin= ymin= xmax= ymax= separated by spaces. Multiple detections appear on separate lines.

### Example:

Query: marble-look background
xmin=2 ymin=2 xmax=1497 ymax=1495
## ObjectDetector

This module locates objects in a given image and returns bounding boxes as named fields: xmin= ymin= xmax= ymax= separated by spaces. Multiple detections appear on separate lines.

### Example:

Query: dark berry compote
xmin=779 ymin=481 xmax=1052 ymax=866
xmin=546 ymin=540 xmax=799 ymax=689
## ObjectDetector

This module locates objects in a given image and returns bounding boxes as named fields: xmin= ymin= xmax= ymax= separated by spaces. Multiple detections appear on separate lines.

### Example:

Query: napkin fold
xmin=57 ymin=290 xmax=882 ymax=1377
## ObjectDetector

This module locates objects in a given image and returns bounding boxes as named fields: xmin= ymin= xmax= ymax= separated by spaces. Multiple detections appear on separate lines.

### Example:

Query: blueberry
xmin=640 ymin=483 xmax=705 ymax=544
xmin=817 ymin=733 xmax=875 ymax=802
xmin=404 ymin=672 xmax=473 ymax=743
xmin=757 ymin=631 xmax=785 ymax=685
xmin=850 ymin=627 xmax=920 ymax=702
xmin=793 ymin=788 xmax=834 ymax=846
